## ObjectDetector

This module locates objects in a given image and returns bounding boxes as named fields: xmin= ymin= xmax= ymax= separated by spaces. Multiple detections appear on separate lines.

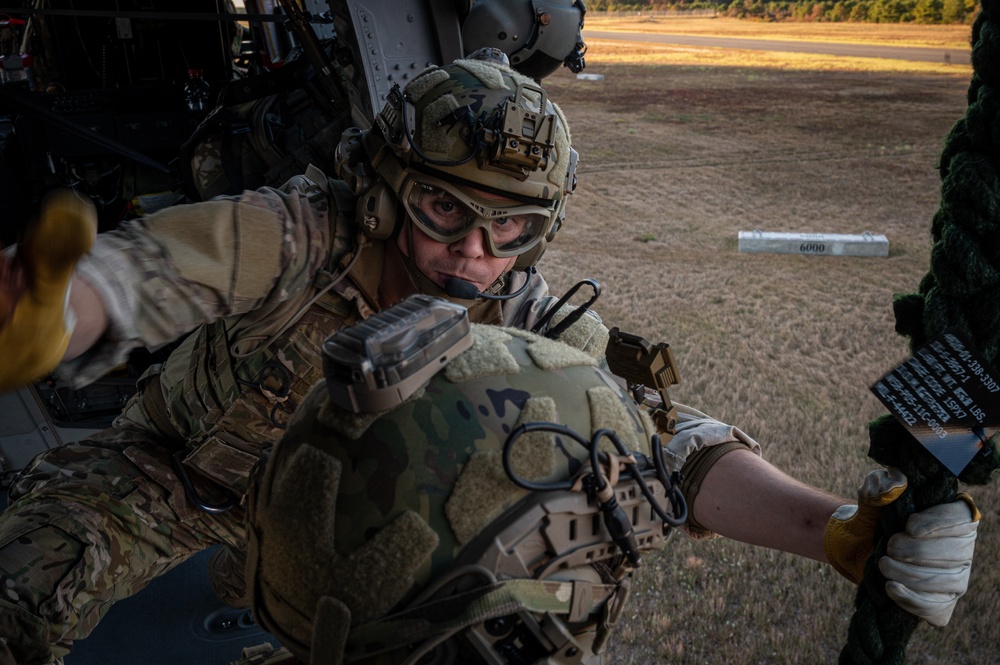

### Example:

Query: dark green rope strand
xmin=839 ymin=4 xmax=1000 ymax=663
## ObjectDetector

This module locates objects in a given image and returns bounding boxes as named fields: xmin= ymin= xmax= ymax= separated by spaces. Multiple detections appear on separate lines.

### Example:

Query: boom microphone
xmin=445 ymin=267 xmax=537 ymax=301
xmin=444 ymin=278 xmax=482 ymax=300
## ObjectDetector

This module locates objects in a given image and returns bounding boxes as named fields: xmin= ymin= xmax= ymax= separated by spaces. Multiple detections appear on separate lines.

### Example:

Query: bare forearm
xmin=692 ymin=448 xmax=846 ymax=562
xmin=64 ymin=275 xmax=108 ymax=360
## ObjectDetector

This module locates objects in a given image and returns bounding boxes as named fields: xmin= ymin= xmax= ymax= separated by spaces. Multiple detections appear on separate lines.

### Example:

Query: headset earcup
xmin=356 ymin=182 xmax=398 ymax=240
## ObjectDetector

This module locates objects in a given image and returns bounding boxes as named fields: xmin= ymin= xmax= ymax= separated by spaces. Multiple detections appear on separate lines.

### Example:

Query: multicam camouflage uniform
xmin=0 ymin=168 xmax=615 ymax=665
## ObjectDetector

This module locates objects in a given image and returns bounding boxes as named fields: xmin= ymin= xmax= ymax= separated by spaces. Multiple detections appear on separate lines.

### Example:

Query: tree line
xmin=587 ymin=0 xmax=980 ymax=23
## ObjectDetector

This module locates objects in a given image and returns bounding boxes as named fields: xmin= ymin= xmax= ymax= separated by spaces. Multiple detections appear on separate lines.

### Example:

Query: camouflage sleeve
xmin=58 ymin=175 xmax=332 ymax=387
xmin=499 ymin=268 xmax=552 ymax=329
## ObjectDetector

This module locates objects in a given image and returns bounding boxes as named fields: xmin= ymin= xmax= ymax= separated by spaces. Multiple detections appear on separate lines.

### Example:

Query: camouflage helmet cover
xmin=247 ymin=322 xmax=663 ymax=664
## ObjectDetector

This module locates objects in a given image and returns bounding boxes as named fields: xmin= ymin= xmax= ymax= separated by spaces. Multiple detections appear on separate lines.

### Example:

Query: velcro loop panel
xmin=443 ymin=326 xmax=519 ymax=383
xmin=445 ymin=395 xmax=558 ymax=545
xmin=543 ymin=307 xmax=609 ymax=360
xmin=587 ymin=386 xmax=646 ymax=455
xmin=259 ymin=444 xmax=341 ymax=641
xmin=455 ymin=59 xmax=507 ymax=90
xmin=505 ymin=396 xmax=560 ymax=481
xmin=331 ymin=511 xmax=439 ymax=625
xmin=310 ymin=596 xmax=352 ymax=665
xmin=520 ymin=332 xmax=597 ymax=371
xmin=421 ymin=94 xmax=460 ymax=152
xmin=405 ymin=68 xmax=450 ymax=103
xmin=444 ymin=451 xmax=518 ymax=546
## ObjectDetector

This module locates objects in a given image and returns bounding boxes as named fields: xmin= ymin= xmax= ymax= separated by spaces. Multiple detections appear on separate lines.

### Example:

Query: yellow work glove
xmin=0 ymin=189 xmax=96 ymax=393
xmin=825 ymin=467 xmax=980 ymax=626
xmin=825 ymin=467 xmax=908 ymax=584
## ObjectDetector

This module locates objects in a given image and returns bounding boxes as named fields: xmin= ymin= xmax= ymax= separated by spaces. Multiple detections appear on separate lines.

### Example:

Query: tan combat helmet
xmin=246 ymin=296 xmax=683 ymax=665
xmin=337 ymin=49 xmax=578 ymax=272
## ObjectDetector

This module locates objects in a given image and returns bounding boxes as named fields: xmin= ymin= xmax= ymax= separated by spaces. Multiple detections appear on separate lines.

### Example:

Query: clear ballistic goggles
xmin=401 ymin=175 xmax=554 ymax=258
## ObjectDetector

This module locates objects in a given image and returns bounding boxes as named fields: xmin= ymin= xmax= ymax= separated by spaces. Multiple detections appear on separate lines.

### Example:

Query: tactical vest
xmin=136 ymin=171 xmax=362 ymax=498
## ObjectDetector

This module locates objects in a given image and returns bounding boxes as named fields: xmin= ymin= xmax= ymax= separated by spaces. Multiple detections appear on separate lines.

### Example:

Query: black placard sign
xmin=870 ymin=331 xmax=1000 ymax=477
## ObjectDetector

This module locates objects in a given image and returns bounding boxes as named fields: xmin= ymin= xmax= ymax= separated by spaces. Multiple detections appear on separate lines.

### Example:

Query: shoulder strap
xmin=323 ymin=176 xmax=361 ymax=277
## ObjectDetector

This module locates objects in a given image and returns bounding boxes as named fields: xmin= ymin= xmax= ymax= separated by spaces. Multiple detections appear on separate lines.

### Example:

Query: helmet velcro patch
xmin=257 ymin=443 xmax=341 ymax=639
xmin=505 ymin=395 xmax=562 ymax=482
xmin=310 ymin=597 xmax=351 ymax=663
xmin=316 ymin=381 xmax=426 ymax=439
xmin=420 ymin=94 xmax=461 ymax=153
xmin=444 ymin=451 xmax=523 ymax=546
xmin=406 ymin=67 xmax=451 ymax=103
xmin=549 ymin=103 xmax=572 ymax=188
xmin=587 ymin=386 xmax=651 ymax=455
xmin=454 ymin=58 xmax=509 ymax=89
xmin=444 ymin=325 xmax=520 ymax=383
xmin=517 ymin=331 xmax=598 ymax=371
xmin=259 ymin=441 xmax=441 ymax=626
xmin=445 ymin=395 xmax=560 ymax=545
xmin=333 ymin=510 xmax=440 ymax=625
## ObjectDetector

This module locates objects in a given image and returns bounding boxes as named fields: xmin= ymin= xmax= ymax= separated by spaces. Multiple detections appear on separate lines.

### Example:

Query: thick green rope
xmin=839 ymin=5 xmax=1000 ymax=664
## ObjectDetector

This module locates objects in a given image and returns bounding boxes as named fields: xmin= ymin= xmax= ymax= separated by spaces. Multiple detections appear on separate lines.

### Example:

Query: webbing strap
xmin=343 ymin=578 xmax=617 ymax=662
xmin=142 ymin=372 xmax=184 ymax=443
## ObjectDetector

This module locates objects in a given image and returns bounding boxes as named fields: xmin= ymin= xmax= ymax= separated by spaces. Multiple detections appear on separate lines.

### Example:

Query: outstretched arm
xmin=2 ymin=175 xmax=335 ymax=390
xmin=692 ymin=447 xmax=843 ymax=562
xmin=690 ymin=446 xmax=979 ymax=627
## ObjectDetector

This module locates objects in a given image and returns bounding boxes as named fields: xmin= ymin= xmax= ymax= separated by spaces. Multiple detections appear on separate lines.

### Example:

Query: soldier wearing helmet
xmin=0 ymin=51 xmax=594 ymax=665
xmin=0 ymin=53 xmax=981 ymax=665
xmin=334 ymin=47 xmax=579 ymax=319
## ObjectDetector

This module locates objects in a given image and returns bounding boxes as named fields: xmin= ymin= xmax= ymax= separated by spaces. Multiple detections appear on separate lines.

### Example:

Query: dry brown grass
xmin=584 ymin=37 xmax=970 ymax=75
xmin=536 ymin=25 xmax=999 ymax=665
xmin=585 ymin=16 xmax=973 ymax=49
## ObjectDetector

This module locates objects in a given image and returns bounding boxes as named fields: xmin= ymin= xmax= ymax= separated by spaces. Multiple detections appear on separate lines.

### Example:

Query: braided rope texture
xmin=839 ymin=5 xmax=1000 ymax=663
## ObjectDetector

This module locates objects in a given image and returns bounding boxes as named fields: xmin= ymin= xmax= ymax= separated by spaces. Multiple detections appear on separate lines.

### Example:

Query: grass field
xmin=536 ymin=18 xmax=999 ymax=665
xmin=584 ymin=15 xmax=973 ymax=48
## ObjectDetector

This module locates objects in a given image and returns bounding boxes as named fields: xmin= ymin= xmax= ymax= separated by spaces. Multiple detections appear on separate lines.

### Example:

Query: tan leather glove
xmin=0 ymin=189 xmax=96 ymax=393
xmin=824 ymin=467 xmax=980 ymax=627
xmin=825 ymin=467 xmax=908 ymax=584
